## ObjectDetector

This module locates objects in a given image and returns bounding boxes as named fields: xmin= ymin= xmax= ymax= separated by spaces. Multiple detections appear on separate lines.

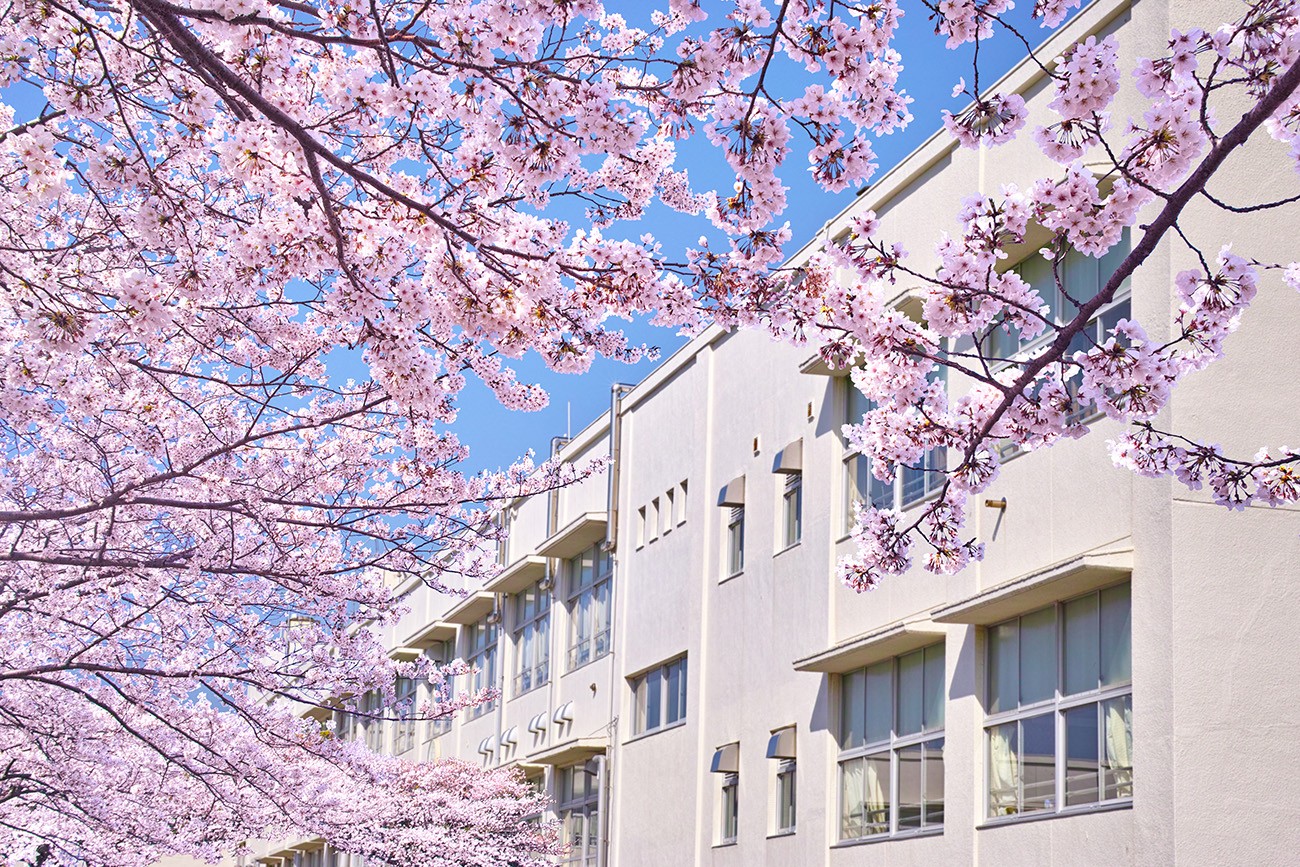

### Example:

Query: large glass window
xmin=567 ymin=544 xmax=613 ymax=669
xmin=631 ymin=656 xmax=688 ymax=735
xmin=559 ymin=764 xmax=601 ymax=866
xmin=465 ymin=616 xmax=498 ymax=719
xmin=513 ymin=580 xmax=551 ymax=695
xmin=838 ymin=643 xmax=946 ymax=841
xmin=985 ymin=582 xmax=1133 ymax=820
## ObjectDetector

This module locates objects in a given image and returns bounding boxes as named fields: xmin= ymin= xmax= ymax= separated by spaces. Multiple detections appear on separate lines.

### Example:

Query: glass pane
xmin=924 ymin=738 xmax=945 ymax=827
xmin=1019 ymin=606 xmax=1057 ymax=705
xmin=1062 ymin=244 xmax=1100 ymax=308
xmin=863 ymin=754 xmax=891 ymax=835
xmin=778 ymin=768 xmax=796 ymax=831
xmin=923 ymin=643 xmax=945 ymax=731
xmin=988 ymin=620 xmax=1018 ymax=714
xmin=1064 ymin=703 xmax=1101 ymax=806
xmin=841 ymin=669 xmax=866 ymax=750
xmin=1099 ymin=227 xmax=1132 ymax=291
xmin=1064 ymin=593 xmax=1100 ymax=696
xmin=666 ymin=659 xmax=686 ymax=724
xmin=1100 ymin=584 xmax=1132 ymax=686
xmin=839 ymin=757 xmax=866 ymax=839
xmin=1103 ymin=695 xmax=1134 ymax=799
xmin=645 ymin=671 xmax=662 ymax=732
xmin=1021 ymin=713 xmax=1057 ymax=813
xmin=897 ymin=650 xmax=924 ymax=736
xmin=865 ymin=661 xmax=893 ymax=744
xmin=1018 ymin=253 xmax=1057 ymax=323
xmin=897 ymin=743 xmax=923 ymax=830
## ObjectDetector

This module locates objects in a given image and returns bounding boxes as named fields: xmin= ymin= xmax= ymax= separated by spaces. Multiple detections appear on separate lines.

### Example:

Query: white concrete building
xmin=246 ymin=0 xmax=1300 ymax=864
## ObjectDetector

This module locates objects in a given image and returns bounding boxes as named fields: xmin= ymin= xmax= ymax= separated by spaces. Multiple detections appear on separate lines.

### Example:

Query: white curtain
xmin=864 ymin=755 xmax=889 ymax=834
xmin=1104 ymin=698 xmax=1134 ymax=798
xmin=988 ymin=725 xmax=1020 ymax=816
xmin=840 ymin=758 xmax=865 ymax=839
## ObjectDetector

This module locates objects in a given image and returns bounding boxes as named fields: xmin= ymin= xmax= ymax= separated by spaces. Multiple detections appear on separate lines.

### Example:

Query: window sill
xmin=623 ymin=718 xmax=687 ymax=745
xmin=980 ymin=798 xmax=1132 ymax=829
xmin=712 ymin=840 xmax=738 ymax=849
xmin=719 ymin=570 xmax=744 ymax=585
xmin=832 ymin=827 xmax=943 ymax=848
xmin=766 ymin=830 xmax=796 ymax=840
xmin=774 ymin=541 xmax=802 ymax=557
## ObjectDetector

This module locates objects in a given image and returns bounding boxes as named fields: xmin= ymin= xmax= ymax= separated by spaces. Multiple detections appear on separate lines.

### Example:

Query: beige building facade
xmin=246 ymin=0 xmax=1300 ymax=865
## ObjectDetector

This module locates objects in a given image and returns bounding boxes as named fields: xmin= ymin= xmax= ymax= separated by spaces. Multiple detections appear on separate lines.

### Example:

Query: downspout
xmin=605 ymin=384 xmax=633 ymax=552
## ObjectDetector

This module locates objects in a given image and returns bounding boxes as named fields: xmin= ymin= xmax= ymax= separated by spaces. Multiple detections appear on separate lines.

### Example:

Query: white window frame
xmin=983 ymin=582 xmax=1133 ymax=823
xmin=558 ymin=763 xmax=601 ymax=866
xmin=836 ymin=643 xmax=946 ymax=842
xmin=392 ymin=676 xmax=417 ymax=755
xmin=780 ymin=472 xmax=802 ymax=550
xmin=465 ymin=616 xmax=498 ymax=719
xmin=566 ymin=543 xmax=613 ymax=670
xmin=513 ymin=580 xmax=551 ymax=696
xmin=775 ymin=759 xmax=796 ymax=835
xmin=725 ymin=507 xmax=744 ymax=577
xmin=719 ymin=772 xmax=739 ymax=845
xmin=630 ymin=656 xmax=688 ymax=736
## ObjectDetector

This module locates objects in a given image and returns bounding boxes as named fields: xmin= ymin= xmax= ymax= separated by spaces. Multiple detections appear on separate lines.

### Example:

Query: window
xmin=776 ymin=761 xmax=796 ymax=834
xmin=992 ymin=231 xmax=1133 ymax=457
xmin=513 ymin=580 xmax=550 ymax=695
xmin=636 ymin=506 xmax=646 ymax=547
xmin=361 ymin=690 xmax=385 ymax=752
xmin=567 ymin=543 xmax=613 ymax=669
xmin=838 ymin=643 xmax=946 ymax=840
xmin=393 ymin=676 xmax=417 ymax=755
xmin=676 ymin=480 xmax=688 ymax=526
xmin=780 ymin=473 xmax=802 ymax=549
xmin=720 ymin=774 xmax=739 ymax=844
xmin=985 ymin=582 xmax=1133 ymax=820
xmin=726 ymin=507 xmax=745 ymax=576
xmin=651 ymin=497 xmax=660 ymax=542
xmin=842 ymin=379 xmax=945 ymax=528
xmin=559 ymin=763 xmax=601 ymax=866
xmin=465 ymin=616 xmax=498 ymax=718
xmin=663 ymin=488 xmax=674 ymax=535
xmin=423 ymin=641 xmax=452 ymax=756
xmin=631 ymin=656 xmax=688 ymax=735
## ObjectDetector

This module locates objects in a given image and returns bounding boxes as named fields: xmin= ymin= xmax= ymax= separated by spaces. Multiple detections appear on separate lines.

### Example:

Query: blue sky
xmin=456 ymin=1 xmax=1056 ymax=474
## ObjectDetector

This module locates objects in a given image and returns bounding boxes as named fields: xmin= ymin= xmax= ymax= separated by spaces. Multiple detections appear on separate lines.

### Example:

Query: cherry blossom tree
xmin=2 ymin=0 xmax=1299 ymax=862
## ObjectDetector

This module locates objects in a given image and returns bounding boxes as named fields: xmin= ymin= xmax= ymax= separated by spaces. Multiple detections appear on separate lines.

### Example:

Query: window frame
xmin=719 ymin=772 xmax=739 ymax=846
xmin=779 ymin=472 xmax=802 ymax=551
xmin=512 ymin=580 xmax=551 ymax=696
xmin=982 ymin=581 xmax=1134 ymax=824
xmin=630 ymin=655 xmax=688 ymax=737
xmin=775 ymin=759 xmax=797 ymax=835
xmin=566 ymin=543 xmax=613 ymax=670
xmin=558 ymin=763 xmax=602 ymax=867
xmin=836 ymin=643 xmax=946 ymax=843
xmin=725 ymin=506 xmax=745 ymax=577
xmin=465 ymin=616 xmax=499 ymax=719
xmin=392 ymin=676 xmax=417 ymax=755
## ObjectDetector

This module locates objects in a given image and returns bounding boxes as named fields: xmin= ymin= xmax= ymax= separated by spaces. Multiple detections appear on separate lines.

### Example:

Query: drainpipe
xmin=604 ymin=384 xmax=634 ymax=552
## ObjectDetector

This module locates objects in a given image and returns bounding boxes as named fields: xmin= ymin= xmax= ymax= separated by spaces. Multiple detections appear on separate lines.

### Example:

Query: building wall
xmin=238 ymin=1 xmax=1300 ymax=865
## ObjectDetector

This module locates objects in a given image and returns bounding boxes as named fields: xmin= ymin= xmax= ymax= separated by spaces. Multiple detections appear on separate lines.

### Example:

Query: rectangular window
xmin=664 ymin=488 xmax=675 ymax=535
xmin=558 ymin=764 xmax=601 ymax=866
xmin=360 ymin=689 xmax=384 ymax=752
xmin=466 ymin=616 xmax=498 ymax=718
xmin=393 ymin=676 xmax=417 ymax=755
xmin=567 ymin=544 xmax=613 ymax=669
xmin=720 ymin=773 xmax=739 ymax=845
xmin=985 ymin=582 xmax=1133 ymax=820
xmin=838 ymin=643 xmax=946 ymax=841
xmin=781 ymin=473 xmax=802 ymax=549
xmin=513 ymin=580 xmax=551 ymax=695
xmin=632 ymin=656 xmax=688 ymax=735
xmin=636 ymin=506 xmax=646 ymax=547
xmin=650 ymin=497 xmax=660 ymax=542
xmin=726 ymin=507 xmax=745 ymax=576
xmin=776 ymin=761 xmax=796 ymax=834
xmin=676 ymin=480 xmax=688 ymax=526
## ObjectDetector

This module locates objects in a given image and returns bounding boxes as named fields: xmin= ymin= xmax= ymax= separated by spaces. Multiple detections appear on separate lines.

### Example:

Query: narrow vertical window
xmin=727 ymin=507 xmax=745 ymax=576
xmin=567 ymin=544 xmax=613 ymax=669
xmin=781 ymin=473 xmax=802 ymax=549
xmin=514 ymin=580 xmax=551 ymax=695
xmin=720 ymin=774 xmax=739 ymax=844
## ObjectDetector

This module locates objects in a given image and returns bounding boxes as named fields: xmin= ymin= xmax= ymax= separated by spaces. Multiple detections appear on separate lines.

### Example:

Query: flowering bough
xmin=2 ymin=0 xmax=1300 ymax=862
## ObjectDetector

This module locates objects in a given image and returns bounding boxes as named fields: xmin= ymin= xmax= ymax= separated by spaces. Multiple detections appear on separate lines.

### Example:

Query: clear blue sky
xmin=455 ymin=1 xmax=1056 ymax=474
